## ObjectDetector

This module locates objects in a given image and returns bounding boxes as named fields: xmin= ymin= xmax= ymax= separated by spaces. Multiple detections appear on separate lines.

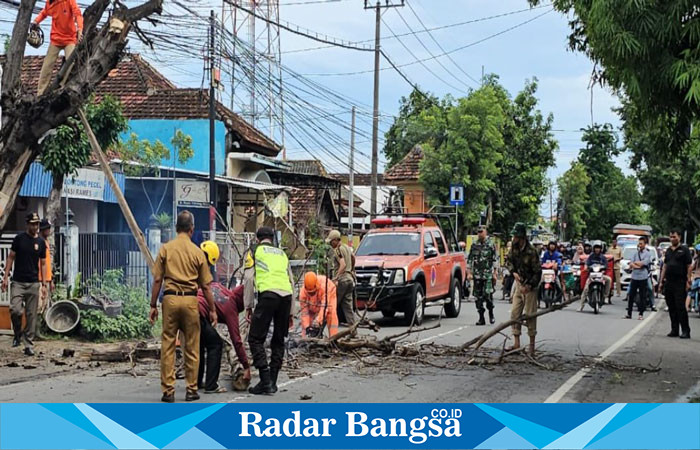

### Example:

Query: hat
xmin=510 ymin=222 xmax=527 ymax=237
xmin=25 ymin=212 xmax=40 ymax=224
xmin=256 ymin=226 xmax=275 ymax=241
xmin=325 ymin=230 xmax=341 ymax=243
xmin=39 ymin=219 xmax=51 ymax=230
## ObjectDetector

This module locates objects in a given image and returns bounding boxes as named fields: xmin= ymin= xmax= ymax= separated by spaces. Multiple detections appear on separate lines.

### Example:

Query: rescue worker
xmin=467 ymin=225 xmax=497 ymax=325
xmin=327 ymin=230 xmax=357 ymax=325
xmin=196 ymin=241 xmax=252 ymax=393
xmin=300 ymin=272 xmax=339 ymax=338
xmin=1 ymin=213 xmax=47 ymax=356
xmin=33 ymin=0 xmax=83 ymax=96
xmin=38 ymin=219 xmax=54 ymax=315
xmin=608 ymin=238 xmax=623 ymax=300
xmin=506 ymin=223 xmax=542 ymax=355
xmin=244 ymin=226 xmax=296 ymax=395
xmin=149 ymin=211 xmax=217 ymax=403
xmin=579 ymin=241 xmax=612 ymax=311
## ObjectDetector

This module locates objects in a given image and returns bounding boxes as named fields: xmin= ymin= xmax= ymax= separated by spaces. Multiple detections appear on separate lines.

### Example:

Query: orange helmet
xmin=304 ymin=272 xmax=318 ymax=294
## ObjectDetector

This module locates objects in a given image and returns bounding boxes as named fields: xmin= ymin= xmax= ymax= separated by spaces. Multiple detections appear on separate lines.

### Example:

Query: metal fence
xmin=76 ymin=233 xmax=150 ymax=293
xmin=203 ymin=231 xmax=255 ymax=286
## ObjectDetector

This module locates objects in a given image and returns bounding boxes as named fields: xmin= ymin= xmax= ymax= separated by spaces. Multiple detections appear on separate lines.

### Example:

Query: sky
xmin=0 ymin=0 xmax=629 ymax=204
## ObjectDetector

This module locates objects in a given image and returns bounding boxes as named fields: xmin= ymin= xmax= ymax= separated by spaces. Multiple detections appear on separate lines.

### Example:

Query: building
xmin=383 ymin=145 xmax=428 ymax=214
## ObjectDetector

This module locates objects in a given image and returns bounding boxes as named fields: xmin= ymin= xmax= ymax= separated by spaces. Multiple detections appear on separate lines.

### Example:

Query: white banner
xmin=175 ymin=179 xmax=210 ymax=208
xmin=63 ymin=168 xmax=105 ymax=201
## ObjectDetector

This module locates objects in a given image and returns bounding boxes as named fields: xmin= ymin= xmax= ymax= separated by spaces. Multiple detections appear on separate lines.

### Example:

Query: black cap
xmin=256 ymin=226 xmax=275 ymax=241
xmin=39 ymin=219 xmax=51 ymax=230
xmin=25 ymin=212 xmax=40 ymax=223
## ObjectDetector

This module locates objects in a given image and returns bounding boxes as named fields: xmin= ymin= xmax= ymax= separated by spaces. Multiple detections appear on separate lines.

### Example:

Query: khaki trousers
xmin=161 ymin=295 xmax=200 ymax=395
xmin=510 ymin=282 xmax=538 ymax=337
xmin=37 ymin=43 xmax=75 ymax=96
xmin=10 ymin=281 xmax=40 ymax=349
xmin=613 ymin=267 xmax=622 ymax=295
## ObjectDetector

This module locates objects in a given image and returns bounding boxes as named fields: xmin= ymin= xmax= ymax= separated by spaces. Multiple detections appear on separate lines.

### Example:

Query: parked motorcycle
xmin=587 ymin=263 xmax=606 ymax=314
xmin=538 ymin=262 xmax=563 ymax=308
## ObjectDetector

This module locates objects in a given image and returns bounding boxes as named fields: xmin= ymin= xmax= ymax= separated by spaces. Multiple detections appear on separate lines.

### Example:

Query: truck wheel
xmin=445 ymin=278 xmax=462 ymax=318
xmin=404 ymin=284 xmax=425 ymax=326
xmin=381 ymin=310 xmax=395 ymax=318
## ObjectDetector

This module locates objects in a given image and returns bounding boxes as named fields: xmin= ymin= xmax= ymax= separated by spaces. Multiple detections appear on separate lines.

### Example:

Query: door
xmin=422 ymin=231 xmax=439 ymax=299
xmin=432 ymin=231 xmax=451 ymax=297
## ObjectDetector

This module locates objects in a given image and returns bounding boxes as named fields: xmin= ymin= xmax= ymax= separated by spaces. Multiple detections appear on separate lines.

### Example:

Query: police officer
xmin=149 ymin=211 xmax=217 ymax=403
xmin=467 ymin=225 xmax=497 ymax=325
xmin=327 ymin=230 xmax=358 ymax=325
xmin=244 ymin=226 xmax=296 ymax=395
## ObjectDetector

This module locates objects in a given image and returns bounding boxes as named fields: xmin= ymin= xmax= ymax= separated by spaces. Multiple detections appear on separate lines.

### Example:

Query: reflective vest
xmin=254 ymin=244 xmax=292 ymax=294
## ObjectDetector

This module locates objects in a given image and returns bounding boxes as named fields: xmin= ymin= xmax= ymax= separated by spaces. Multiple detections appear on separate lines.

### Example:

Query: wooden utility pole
xmin=209 ymin=9 xmax=217 ymax=235
xmin=365 ymin=0 xmax=404 ymax=217
xmin=348 ymin=106 xmax=356 ymax=244
xmin=78 ymin=109 xmax=154 ymax=270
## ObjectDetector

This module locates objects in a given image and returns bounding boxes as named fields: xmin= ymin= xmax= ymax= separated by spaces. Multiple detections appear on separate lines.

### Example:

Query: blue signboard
xmin=450 ymin=184 xmax=464 ymax=206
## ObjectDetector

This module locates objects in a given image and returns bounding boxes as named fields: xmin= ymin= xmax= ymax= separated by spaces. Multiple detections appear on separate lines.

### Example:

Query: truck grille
xmin=356 ymin=267 xmax=392 ymax=285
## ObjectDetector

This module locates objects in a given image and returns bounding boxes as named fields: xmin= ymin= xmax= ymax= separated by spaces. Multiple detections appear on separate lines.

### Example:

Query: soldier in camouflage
xmin=467 ymin=226 xmax=498 ymax=325
xmin=506 ymin=222 xmax=542 ymax=355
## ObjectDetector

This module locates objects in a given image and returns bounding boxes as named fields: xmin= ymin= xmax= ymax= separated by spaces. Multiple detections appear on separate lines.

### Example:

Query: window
xmin=423 ymin=232 xmax=434 ymax=249
xmin=355 ymin=233 xmax=421 ymax=256
xmin=433 ymin=231 xmax=446 ymax=254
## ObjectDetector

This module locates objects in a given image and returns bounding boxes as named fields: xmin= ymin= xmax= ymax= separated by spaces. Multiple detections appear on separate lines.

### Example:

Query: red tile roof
xmin=9 ymin=54 xmax=280 ymax=156
xmin=330 ymin=173 xmax=385 ymax=186
xmin=289 ymin=188 xmax=321 ymax=226
xmin=384 ymin=145 xmax=424 ymax=183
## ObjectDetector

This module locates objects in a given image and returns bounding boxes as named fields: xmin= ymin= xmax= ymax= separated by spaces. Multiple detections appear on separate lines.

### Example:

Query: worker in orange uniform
xmin=38 ymin=219 xmax=55 ymax=314
xmin=32 ymin=0 xmax=83 ymax=96
xmin=299 ymin=272 xmax=338 ymax=338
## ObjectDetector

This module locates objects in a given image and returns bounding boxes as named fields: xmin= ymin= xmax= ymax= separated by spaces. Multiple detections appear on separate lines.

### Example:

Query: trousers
xmin=161 ymin=295 xmax=200 ymax=395
xmin=37 ymin=44 xmax=75 ymax=95
xmin=511 ymin=282 xmax=538 ymax=337
xmin=10 ymin=281 xmax=40 ymax=349
xmin=473 ymin=279 xmax=494 ymax=314
xmin=336 ymin=278 xmax=357 ymax=324
xmin=248 ymin=291 xmax=291 ymax=371
xmin=627 ymin=279 xmax=648 ymax=316
xmin=665 ymin=281 xmax=690 ymax=335
xmin=198 ymin=317 xmax=223 ymax=391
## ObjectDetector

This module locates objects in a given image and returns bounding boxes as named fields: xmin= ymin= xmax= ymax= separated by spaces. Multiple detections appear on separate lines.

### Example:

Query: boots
xmin=249 ymin=367 xmax=273 ymax=395
xmin=269 ymin=367 xmax=279 ymax=394
xmin=476 ymin=312 xmax=486 ymax=326
xmin=11 ymin=316 xmax=21 ymax=347
xmin=488 ymin=309 xmax=495 ymax=324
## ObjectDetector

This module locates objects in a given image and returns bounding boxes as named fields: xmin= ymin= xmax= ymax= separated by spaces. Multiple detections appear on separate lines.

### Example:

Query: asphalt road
xmin=1 ymin=291 xmax=699 ymax=404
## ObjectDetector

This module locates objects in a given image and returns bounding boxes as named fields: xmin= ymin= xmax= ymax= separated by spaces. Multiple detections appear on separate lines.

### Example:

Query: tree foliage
xmin=117 ymin=129 xmax=194 ymax=177
xmin=557 ymin=162 xmax=590 ymax=240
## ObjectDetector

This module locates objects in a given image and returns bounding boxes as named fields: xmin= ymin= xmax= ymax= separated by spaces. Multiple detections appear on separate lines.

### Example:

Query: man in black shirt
xmin=1 ymin=213 xmax=47 ymax=355
xmin=658 ymin=229 xmax=692 ymax=339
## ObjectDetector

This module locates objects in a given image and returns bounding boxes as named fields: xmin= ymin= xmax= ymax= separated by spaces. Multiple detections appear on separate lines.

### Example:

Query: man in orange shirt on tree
xmin=32 ymin=0 xmax=83 ymax=96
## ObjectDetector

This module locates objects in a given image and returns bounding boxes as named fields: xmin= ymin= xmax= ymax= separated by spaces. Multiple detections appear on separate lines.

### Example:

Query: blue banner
xmin=1 ymin=403 xmax=699 ymax=449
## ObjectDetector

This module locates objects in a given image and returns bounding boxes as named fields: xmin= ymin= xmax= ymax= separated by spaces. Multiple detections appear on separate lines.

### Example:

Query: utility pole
xmin=365 ymin=0 xmax=404 ymax=217
xmin=209 ymin=10 xmax=217 ymax=236
xmin=348 ymin=106 xmax=356 ymax=246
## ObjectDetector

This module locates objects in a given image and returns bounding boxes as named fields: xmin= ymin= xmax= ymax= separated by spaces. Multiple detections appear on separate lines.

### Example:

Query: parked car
xmin=354 ymin=216 xmax=466 ymax=326
xmin=620 ymin=245 xmax=659 ymax=289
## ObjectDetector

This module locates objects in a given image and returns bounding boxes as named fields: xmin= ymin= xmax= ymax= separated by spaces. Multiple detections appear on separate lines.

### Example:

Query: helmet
xmin=27 ymin=24 xmax=44 ymax=49
xmin=200 ymin=240 xmax=220 ymax=266
xmin=592 ymin=240 xmax=603 ymax=249
xmin=695 ymin=244 xmax=700 ymax=252
xmin=304 ymin=272 xmax=318 ymax=294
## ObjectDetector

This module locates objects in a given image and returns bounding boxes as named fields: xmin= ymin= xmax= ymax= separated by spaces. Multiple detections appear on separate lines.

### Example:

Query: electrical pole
xmin=348 ymin=106 xmax=356 ymax=245
xmin=365 ymin=0 xmax=404 ymax=217
xmin=209 ymin=10 xmax=217 ymax=236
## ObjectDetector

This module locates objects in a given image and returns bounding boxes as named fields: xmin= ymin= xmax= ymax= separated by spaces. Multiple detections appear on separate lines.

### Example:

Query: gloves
xmin=30 ymin=22 xmax=39 ymax=31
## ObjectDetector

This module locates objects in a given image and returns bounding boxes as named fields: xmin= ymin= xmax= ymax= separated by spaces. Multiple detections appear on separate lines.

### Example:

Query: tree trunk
xmin=45 ymin=172 xmax=64 ymax=270
xmin=0 ymin=0 xmax=163 ymax=230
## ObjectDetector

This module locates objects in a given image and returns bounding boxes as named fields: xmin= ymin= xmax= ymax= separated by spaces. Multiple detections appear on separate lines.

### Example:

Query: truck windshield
xmin=356 ymin=233 xmax=421 ymax=256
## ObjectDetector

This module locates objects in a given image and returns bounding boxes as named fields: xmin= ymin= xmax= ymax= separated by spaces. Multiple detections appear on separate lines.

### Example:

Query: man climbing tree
xmin=33 ymin=0 xmax=83 ymax=96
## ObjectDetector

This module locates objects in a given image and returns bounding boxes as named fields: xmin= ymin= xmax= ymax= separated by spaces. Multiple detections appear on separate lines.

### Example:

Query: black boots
xmin=476 ymin=312 xmax=486 ymax=326
xmin=11 ymin=316 xmax=21 ymax=347
xmin=269 ymin=367 xmax=279 ymax=394
xmin=249 ymin=367 xmax=273 ymax=395
xmin=488 ymin=309 xmax=495 ymax=324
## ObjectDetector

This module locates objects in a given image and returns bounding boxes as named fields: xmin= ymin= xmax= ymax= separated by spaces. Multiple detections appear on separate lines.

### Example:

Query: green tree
xmin=529 ymin=0 xmax=700 ymax=151
xmin=383 ymin=88 xmax=448 ymax=168
xmin=420 ymin=86 xmax=505 ymax=229
xmin=41 ymin=96 xmax=129 ymax=235
xmin=557 ymin=161 xmax=591 ymax=240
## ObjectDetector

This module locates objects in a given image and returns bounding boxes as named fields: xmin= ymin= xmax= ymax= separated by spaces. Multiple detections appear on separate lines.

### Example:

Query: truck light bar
xmin=371 ymin=217 xmax=427 ymax=226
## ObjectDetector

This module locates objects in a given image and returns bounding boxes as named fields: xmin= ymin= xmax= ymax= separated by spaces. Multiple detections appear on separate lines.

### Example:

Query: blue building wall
xmin=123 ymin=119 xmax=227 ymax=175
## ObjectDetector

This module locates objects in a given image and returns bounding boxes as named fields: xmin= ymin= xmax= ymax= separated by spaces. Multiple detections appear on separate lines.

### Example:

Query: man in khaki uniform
xmin=327 ymin=230 xmax=357 ymax=325
xmin=608 ymin=238 xmax=623 ymax=300
xmin=149 ymin=211 xmax=216 ymax=403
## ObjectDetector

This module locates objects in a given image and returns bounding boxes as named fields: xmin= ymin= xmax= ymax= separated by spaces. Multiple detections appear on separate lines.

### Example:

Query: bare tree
xmin=0 ymin=0 xmax=163 ymax=228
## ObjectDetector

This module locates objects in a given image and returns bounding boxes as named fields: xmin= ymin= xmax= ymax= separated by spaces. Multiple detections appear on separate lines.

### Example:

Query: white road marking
xmin=408 ymin=325 xmax=468 ymax=346
xmin=545 ymin=300 xmax=664 ymax=403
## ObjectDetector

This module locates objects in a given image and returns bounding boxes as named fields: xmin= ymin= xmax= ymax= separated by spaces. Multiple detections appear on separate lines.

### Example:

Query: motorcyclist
xmin=572 ymin=244 xmax=585 ymax=265
xmin=583 ymin=241 xmax=593 ymax=255
xmin=540 ymin=240 xmax=564 ymax=304
xmin=579 ymin=241 xmax=612 ymax=311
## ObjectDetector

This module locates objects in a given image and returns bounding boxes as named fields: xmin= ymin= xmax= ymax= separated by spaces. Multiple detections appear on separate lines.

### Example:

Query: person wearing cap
xmin=1 ymin=213 xmax=47 ymax=356
xmin=300 ymin=272 xmax=339 ymax=338
xmin=467 ymin=225 xmax=498 ymax=325
xmin=196 ymin=240 xmax=252 ymax=393
xmin=149 ymin=211 xmax=217 ymax=403
xmin=38 ymin=219 xmax=54 ymax=314
xmin=243 ymin=226 xmax=296 ymax=395
xmin=327 ymin=229 xmax=357 ymax=325
xmin=505 ymin=222 xmax=541 ymax=355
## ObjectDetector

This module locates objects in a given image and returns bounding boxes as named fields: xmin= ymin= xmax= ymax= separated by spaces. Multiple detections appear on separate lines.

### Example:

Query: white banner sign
xmin=63 ymin=168 xmax=105 ymax=201
xmin=175 ymin=179 xmax=210 ymax=208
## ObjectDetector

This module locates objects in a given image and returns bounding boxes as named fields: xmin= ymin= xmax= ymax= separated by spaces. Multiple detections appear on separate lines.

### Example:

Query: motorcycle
xmin=538 ymin=262 xmax=563 ymax=308
xmin=562 ymin=261 xmax=577 ymax=298
xmin=502 ymin=267 xmax=514 ymax=301
xmin=587 ymin=263 xmax=606 ymax=314
xmin=689 ymin=278 xmax=700 ymax=317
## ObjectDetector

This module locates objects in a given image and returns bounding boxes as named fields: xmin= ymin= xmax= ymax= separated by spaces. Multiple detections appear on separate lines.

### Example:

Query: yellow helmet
xmin=200 ymin=240 xmax=220 ymax=266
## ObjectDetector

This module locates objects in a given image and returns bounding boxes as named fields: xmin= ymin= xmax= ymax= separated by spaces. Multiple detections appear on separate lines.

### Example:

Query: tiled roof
xmin=7 ymin=54 xmax=280 ymax=156
xmin=330 ymin=173 xmax=385 ymax=186
xmin=384 ymin=145 xmax=424 ymax=182
xmin=289 ymin=188 xmax=320 ymax=226
xmin=284 ymin=160 xmax=328 ymax=176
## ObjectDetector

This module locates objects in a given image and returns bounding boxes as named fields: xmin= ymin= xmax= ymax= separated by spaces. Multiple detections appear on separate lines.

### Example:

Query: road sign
xmin=450 ymin=184 xmax=465 ymax=206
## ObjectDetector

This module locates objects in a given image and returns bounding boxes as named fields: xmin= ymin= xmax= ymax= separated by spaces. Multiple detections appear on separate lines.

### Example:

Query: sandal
xmin=204 ymin=386 xmax=227 ymax=394
xmin=623 ymin=315 xmax=631 ymax=319
xmin=638 ymin=315 xmax=644 ymax=320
